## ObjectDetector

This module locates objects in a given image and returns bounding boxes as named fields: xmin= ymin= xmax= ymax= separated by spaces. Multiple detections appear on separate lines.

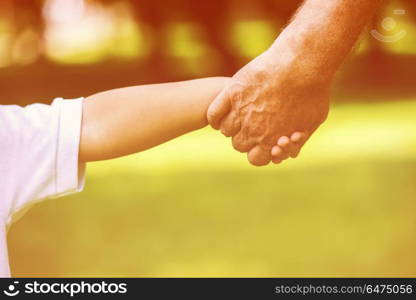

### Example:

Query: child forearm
xmin=79 ymin=77 xmax=230 ymax=162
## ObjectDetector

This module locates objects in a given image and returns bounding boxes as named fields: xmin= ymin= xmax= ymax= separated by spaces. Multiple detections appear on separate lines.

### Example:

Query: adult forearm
xmin=207 ymin=0 xmax=382 ymax=166
xmin=268 ymin=0 xmax=381 ymax=81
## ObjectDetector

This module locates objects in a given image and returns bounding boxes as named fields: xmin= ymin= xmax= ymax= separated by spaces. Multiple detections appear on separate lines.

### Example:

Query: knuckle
xmin=228 ymin=83 xmax=244 ymax=100
xmin=220 ymin=126 xmax=231 ymax=137
xmin=233 ymin=143 xmax=247 ymax=153
xmin=229 ymin=82 xmax=243 ymax=93
xmin=232 ymin=138 xmax=251 ymax=153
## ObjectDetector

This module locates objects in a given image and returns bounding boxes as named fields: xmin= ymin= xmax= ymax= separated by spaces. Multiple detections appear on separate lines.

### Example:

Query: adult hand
xmin=207 ymin=0 xmax=380 ymax=166
xmin=207 ymin=49 xmax=331 ymax=166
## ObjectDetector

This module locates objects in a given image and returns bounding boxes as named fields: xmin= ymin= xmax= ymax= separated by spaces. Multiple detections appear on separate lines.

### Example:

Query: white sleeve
xmin=0 ymin=97 xmax=86 ymax=226
xmin=0 ymin=223 xmax=9 ymax=277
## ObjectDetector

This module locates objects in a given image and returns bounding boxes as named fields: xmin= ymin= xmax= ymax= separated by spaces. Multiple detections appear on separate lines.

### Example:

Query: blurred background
xmin=4 ymin=0 xmax=416 ymax=276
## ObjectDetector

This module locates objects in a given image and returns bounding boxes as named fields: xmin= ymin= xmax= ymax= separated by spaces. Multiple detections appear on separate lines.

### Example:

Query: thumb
xmin=207 ymin=88 xmax=231 ymax=130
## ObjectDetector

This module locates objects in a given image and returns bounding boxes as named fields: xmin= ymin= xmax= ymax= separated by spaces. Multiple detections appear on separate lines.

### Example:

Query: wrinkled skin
xmin=207 ymin=51 xmax=331 ymax=166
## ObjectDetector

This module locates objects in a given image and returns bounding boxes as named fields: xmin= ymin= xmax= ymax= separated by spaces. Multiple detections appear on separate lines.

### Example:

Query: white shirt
xmin=0 ymin=97 xmax=85 ymax=277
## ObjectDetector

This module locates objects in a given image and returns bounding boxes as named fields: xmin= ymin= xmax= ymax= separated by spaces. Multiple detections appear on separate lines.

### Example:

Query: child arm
xmin=79 ymin=77 xmax=230 ymax=162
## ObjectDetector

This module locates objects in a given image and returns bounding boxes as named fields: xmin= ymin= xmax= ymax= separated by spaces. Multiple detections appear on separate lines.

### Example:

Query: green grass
xmin=8 ymin=100 xmax=416 ymax=277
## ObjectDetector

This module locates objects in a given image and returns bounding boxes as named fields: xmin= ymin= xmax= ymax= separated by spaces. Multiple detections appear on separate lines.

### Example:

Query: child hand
xmin=271 ymin=132 xmax=308 ymax=164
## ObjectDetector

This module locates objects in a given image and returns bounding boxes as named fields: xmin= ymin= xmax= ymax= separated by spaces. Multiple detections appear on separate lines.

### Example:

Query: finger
xmin=277 ymin=136 xmax=291 ymax=148
xmin=278 ymin=135 xmax=304 ymax=159
xmin=273 ymin=151 xmax=292 ymax=164
xmin=290 ymin=132 xmax=306 ymax=144
xmin=232 ymin=131 xmax=256 ymax=153
xmin=220 ymin=109 xmax=241 ymax=137
xmin=270 ymin=145 xmax=288 ymax=160
xmin=277 ymin=136 xmax=294 ymax=157
xmin=272 ymin=157 xmax=282 ymax=164
xmin=271 ymin=145 xmax=283 ymax=157
xmin=290 ymin=147 xmax=301 ymax=158
xmin=290 ymin=132 xmax=310 ymax=158
xmin=207 ymin=88 xmax=231 ymax=130
xmin=247 ymin=145 xmax=271 ymax=167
